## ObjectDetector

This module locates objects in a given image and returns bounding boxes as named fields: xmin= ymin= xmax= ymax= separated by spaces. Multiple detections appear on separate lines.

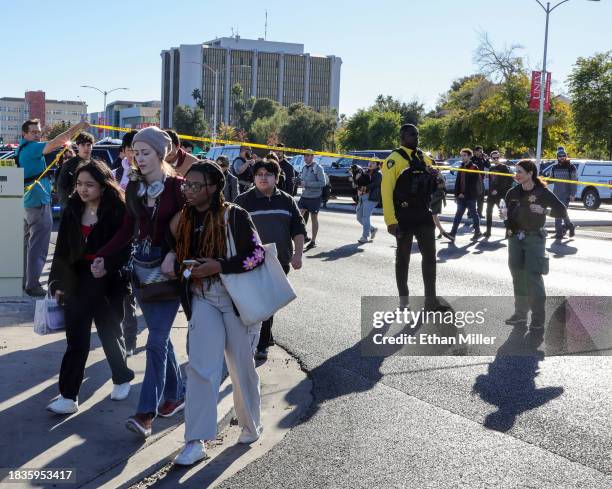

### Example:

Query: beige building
xmin=0 ymin=91 xmax=86 ymax=144
xmin=160 ymin=36 xmax=342 ymax=129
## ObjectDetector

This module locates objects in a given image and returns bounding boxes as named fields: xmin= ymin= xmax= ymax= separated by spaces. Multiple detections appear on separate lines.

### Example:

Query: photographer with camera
xmin=354 ymin=161 xmax=381 ymax=244
xmin=232 ymin=146 xmax=256 ymax=193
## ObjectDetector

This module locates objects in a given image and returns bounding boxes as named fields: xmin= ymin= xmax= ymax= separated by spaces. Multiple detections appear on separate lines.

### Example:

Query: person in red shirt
xmin=47 ymin=160 xmax=134 ymax=415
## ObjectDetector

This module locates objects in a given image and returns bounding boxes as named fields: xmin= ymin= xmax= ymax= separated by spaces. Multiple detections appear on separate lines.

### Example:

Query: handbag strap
xmin=223 ymin=206 xmax=237 ymax=258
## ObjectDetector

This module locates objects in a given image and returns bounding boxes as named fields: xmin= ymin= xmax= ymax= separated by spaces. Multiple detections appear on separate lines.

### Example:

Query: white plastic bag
xmin=33 ymin=296 xmax=66 ymax=335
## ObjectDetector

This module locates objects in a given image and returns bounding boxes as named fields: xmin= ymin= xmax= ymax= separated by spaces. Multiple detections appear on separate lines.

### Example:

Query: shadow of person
xmin=472 ymin=239 xmax=507 ymax=254
xmin=547 ymin=240 xmax=578 ymax=257
xmin=471 ymin=328 xmax=564 ymax=433
xmin=307 ymin=243 xmax=365 ymax=261
xmin=278 ymin=300 xmax=460 ymax=430
xmin=437 ymin=241 xmax=476 ymax=262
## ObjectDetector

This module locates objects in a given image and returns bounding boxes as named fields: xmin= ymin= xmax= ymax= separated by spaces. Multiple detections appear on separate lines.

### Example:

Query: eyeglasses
xmin=491 ymin=155 xmax=500 ymax=159
xmin=181 ymin=181 xmax=216 ymax=193
xmin=255 ymin=173 xmax=275 ymax=179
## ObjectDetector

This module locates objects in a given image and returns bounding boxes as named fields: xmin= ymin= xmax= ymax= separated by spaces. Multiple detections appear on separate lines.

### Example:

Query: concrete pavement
xmin=0 ymin=244 xmax=312 ymax=488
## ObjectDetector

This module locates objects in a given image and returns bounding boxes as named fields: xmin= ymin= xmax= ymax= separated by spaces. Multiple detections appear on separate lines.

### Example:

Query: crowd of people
xmin=14 ymin=117 xmax=576 ymax=466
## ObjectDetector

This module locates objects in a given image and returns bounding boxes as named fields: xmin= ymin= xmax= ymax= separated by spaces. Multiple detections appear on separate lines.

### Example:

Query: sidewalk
xmin=0 ymin=248 xmax=312 ymax=488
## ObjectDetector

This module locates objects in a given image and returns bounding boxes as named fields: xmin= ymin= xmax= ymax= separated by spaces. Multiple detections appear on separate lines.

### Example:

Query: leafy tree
xmin=217 ymin=123 xmax=237 ymax=142
xmin=231 ymin=84 xmax=255 ymax=131
xmin=372 ymin=95 xmax=424 ymax=125
xmin=250 ymin=108 xmax=289 ymax=144
xmin=279 ymin=104 xmax=337 ymax=150
xmin=191 ymin=89 xmax=205 ymax=110
xmin=568 ymin=51 xmax=612 ymax=159
xmin=250 ymin=98 xmax=279 ymax=123
xmin=173 ymin=105 xmax=208 ymax=138
xmin=45 ymin=121 xmax=71 ymax=140
xmin=337 ymin=109 xmax=401 ymax=150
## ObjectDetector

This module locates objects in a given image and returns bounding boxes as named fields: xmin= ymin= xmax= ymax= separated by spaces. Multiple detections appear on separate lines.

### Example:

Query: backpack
xmin=392 ymin=148 xmax=437 ymax=225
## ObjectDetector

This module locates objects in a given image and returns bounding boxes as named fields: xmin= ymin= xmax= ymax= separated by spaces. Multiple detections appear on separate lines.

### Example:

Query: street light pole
xmin=186 ymin=61 xmax=220 ymax=144
xmin=80 ymin=85 xmax=129 ymax=139
xmin=534 ymin=0 xmax=599 ymax=171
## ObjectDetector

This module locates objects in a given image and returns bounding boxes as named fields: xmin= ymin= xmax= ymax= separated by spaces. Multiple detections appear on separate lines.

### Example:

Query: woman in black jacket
xmin=47 ymin=160 xmax=134 ymax=415
xmin=164 ymin=161 xmax=266 ymax=466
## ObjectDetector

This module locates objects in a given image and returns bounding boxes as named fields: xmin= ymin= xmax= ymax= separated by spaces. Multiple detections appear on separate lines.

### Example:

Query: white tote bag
xmin=33 ymin=294 xmax=66 ymax=335
xmin=219 ymin=208 xmax=297 ymax=325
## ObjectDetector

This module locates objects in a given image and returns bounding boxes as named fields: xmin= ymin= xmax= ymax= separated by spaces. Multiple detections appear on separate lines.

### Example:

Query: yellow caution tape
xmin=24 ymin=141 xmax=74 ymax=197
xmin=90 ymin=124 xmax=612 ymax=189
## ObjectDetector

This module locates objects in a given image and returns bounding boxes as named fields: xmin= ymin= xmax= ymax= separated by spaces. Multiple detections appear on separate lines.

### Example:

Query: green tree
xmin=173 ymin=105 xmax=208 ymax=138
xmin=279 ymin=103 xmax=337 ymax=150
xmin=45 ymin=121 xmax=71 ymax=140
xmin=250 ymin=108 xmax=289 ymax=144
xmin=372 ymin=95 xmax=424 ymax=125
xmin=568 ymin=51 xmax=612 ymax=159
xmin=231 ymin=84 xmax=255 ymax=131
xmin=337 ymin=109 xmax=401 ymax=150
xmin=217 ymin=122 xmax=237 ymax=141
xmin=191 ymin=89 xmax=205 ymax=110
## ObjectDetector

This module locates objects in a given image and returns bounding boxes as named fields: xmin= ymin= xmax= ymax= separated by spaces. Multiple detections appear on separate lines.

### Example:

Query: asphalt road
xmin=216 ymin=209 xmax=612 ymax=489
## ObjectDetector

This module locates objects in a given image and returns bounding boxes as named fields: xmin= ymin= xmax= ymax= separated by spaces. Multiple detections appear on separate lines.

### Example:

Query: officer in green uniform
xmin=503 ymin=159 xmax=567 ymax=332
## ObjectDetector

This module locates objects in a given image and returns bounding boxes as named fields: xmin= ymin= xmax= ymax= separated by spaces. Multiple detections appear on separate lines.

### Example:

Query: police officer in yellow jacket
xmin=382 ymin=124 xmax=445 ymax=311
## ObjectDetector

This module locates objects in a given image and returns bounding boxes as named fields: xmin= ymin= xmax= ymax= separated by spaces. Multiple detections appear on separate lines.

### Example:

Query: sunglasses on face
xmin=181 ymin=181 xmax=216 ymax=193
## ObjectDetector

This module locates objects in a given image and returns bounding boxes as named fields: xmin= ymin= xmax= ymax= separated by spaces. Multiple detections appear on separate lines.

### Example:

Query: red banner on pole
xmin=529 ymin=71 xmax=551 ymax=112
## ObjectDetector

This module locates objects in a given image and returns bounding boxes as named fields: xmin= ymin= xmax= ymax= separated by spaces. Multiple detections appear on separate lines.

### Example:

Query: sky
xmin=5 ymin=0 xmax=611 ymax=117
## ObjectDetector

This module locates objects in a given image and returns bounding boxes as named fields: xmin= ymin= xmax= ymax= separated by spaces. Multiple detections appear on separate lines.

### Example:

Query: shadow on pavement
xmin=547 ymin=240 xmax=578 ymax=257
xmin=472 ymin=328 xmax=564 ymax=433
xmin=306 ymin=243 xmax=365 ymax=261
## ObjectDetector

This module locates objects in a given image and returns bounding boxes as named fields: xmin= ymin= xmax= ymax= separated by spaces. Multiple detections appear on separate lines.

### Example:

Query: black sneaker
xmin=25 ymin=285 xmax=46 ymax=297
xmin=483 ymin=231 xmax=491 ymax=238
xmin=568 ymin=223 xmax=576 ymax=237
xmin=304 ymin=236 xmax=312 ymax=244
xmin=505 ymin=314 xmax=527 ymax=328
xmin=305 ymin=241 xmax=316 ymax=251
xmin=472 ymin=231 xmax=483 ymax=241
xmin=255 ymin=349 xmax=268 ymax=361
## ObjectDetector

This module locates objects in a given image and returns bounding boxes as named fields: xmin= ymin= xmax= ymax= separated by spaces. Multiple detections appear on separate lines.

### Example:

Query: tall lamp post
xmin=533 ymin=0 xmax=599 ymax=170
xmin=80 ymin=85 xmax=129 ymax=139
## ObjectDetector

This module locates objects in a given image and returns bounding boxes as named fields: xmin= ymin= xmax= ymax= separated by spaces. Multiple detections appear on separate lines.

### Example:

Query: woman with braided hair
xmin=166 ymin=160 xmax=266 ymax=466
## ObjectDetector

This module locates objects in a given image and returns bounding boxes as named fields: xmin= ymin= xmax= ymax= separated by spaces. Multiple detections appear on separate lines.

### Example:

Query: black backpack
xmin=393 ymin=148 xmax=437 ymax=224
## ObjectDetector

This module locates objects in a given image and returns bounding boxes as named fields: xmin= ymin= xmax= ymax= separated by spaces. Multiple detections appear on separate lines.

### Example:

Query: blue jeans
xmin=134 ymin=289 xmax=184 ymax=415
xmin=450 ymin=198 xmax=480 ymax=235
xmin=554 ymin=195 xmax=572 ymax=235
xmin=356 ymin=195 xmax=378 ymax=240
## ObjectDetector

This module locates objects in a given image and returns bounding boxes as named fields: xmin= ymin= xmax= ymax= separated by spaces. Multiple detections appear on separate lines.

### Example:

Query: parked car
xmin=205 ymin=145 xmax=242 ymax=163
xmin=541 ymin=160 xmax=612 ymax=210
xmin=443 ymin=159 xmax=518 ymax=194
xmin=328 ymin=150 xmax=391 ymax=202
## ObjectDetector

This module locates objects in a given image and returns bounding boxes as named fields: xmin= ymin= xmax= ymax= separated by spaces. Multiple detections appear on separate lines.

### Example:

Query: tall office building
xmin=160 ymin=36 xmax=342 ymax=130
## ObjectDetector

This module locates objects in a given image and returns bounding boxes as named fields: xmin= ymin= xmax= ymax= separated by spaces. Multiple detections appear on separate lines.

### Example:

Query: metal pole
xmin=213 ymin=70 xmax=219 ymax=145
xmin=103 ymin=91 xmax=107 ymax=139
xmin=535 ymin=2 xmax=550 ymax=172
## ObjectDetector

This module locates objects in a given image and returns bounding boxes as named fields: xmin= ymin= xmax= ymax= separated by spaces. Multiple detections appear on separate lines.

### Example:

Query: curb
xmin=78 ymin=377 xmax=236 ymax=489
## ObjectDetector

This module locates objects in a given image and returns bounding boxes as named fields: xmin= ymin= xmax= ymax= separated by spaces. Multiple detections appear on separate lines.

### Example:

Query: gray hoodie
xmin=300 ymin=163 xmax=326 ymax=199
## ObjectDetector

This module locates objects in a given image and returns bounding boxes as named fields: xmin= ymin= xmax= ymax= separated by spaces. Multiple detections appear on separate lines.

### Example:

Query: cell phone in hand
xmin=183 ymin=259 xmax=199 ymax=266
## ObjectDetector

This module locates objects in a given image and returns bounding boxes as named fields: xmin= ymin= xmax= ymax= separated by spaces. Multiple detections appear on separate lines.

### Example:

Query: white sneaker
xmin=370 ymin=227 xmax=378 ymax=240
xmin=111 ymin=382 xmax=131 ymax=401
xmin=238 ymin=425 xmax=263 ymax=444
xmin=174 ymin=440 xmax=206 ymax=466
xmin=47 ymin=395 xmax=78 ymax=414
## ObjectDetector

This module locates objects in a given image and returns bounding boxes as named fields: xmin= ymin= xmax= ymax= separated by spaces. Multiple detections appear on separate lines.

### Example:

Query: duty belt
xmin=510 ymin=228 xmax=546 ymax=240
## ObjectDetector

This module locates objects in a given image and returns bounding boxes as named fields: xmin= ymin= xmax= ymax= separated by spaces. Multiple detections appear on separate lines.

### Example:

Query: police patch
xmin=387 ymin=159 xmax=395 ymax=169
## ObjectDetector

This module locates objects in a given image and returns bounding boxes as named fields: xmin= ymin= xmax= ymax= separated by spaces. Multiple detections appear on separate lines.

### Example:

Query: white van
xmin=542 ymin=160 xmax=612 ymax=210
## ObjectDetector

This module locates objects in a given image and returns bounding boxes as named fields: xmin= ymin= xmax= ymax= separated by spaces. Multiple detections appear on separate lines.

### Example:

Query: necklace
xmin=86 ymin=206 xmax=98 ymax=216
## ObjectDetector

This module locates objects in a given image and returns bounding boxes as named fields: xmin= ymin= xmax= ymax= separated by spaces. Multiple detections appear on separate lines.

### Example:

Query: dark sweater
xmin=97 ymin=176 xmax=184 ymax=260
xmin=504 ymin=184 xmax=567 ymax=232
xmin=488 ymin=163 xmax=514 ymax=198
xmin=49 ymin=197 xmax=130 ymax=297
xmin=454 ymin=161 xmax=482 ymax=200
xmin=235 ymin=187 xmax=306 ymax=265
xmin=279 ymin=159 xmax=296 ymax=195
xmin=172 ymin=204 xmax=266 ymax=320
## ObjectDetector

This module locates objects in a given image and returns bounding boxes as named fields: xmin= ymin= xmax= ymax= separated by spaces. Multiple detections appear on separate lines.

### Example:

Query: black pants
xmin=486 ymin=195 xmax=501 ymax=233
xmin=395 ymin=224 xmax=436 ymax=306
xmin=122 ymin=285 xmax=138 ymax=350
xmin=477 ymin=193 xmax=485 ymax=218
xmin=59 ymin=269 xmax=134 ymax=401
xmin=257 ymin=263 xmax=291 ymax=351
